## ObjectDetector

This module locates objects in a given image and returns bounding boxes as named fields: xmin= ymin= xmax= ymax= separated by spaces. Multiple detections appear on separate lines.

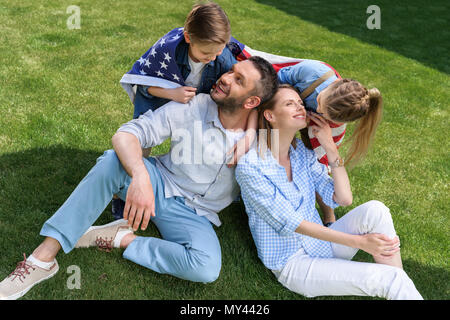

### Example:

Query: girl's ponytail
xmin=345 ymin=87 xmax=383 ymax=167
xmin=324 ymin=80 xmax=383 ymax=167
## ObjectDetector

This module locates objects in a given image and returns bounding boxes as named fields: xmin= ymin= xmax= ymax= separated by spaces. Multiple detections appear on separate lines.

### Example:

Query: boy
xmin=120 ymin=2 xmax=238 ymax=118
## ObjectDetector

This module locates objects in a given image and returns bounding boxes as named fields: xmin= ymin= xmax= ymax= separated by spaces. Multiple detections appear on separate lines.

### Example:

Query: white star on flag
xmin=171 ymin=34 xmax=181 ymax=41
xmin=140 ymin=70 xmax=147 ymax=75
xmin=172 ymin=73 xmax=180 ymax=81
xmin=163 ymin=52 xmax=172 ymax=62
xmin=138 ymin=57 xmax=145 ymax=65
xmin=144 ymin=59 xmax=151 ymax=68
xmin=156 ymin=70 xmax=164 ymax=77
xmin=150 ymin=47 xmax=157 ymax=57
xmin=160 ymin=61 xmax=168 ymax=69
xmin=159 ymin=38 xmax=166 ymax=47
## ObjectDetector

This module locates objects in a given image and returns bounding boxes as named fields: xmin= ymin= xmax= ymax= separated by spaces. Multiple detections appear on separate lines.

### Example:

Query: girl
xmin=235 ymin=85 xmax=422 ymax=300
xmin=278 ymin=60 xmax=383 ymax=226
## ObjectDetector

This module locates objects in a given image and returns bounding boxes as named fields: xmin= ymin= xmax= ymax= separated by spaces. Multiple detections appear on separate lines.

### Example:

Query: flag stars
xmin=156 ymin=70 xmax=164 ymax=77
xmin=159 ymin=37 xmax=166 ymax=47
xmin=163 ymin=52 xmax=172 ymax=62
xmin=150 ymin=47 xmax=157 ymax=57
xmin=172 ymin=74 xmax=180 ymax=81
xmin=144 ymin=59 xmax=151 ymax=68
xmin=160 ymin=61 xmax=168 ymax=69
xmin=138 ymin=57 xmax=145 ymax=65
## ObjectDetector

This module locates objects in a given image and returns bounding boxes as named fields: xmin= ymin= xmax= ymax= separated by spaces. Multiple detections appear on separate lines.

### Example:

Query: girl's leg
xmin=316 ymin=192 xmax=336 ymax=226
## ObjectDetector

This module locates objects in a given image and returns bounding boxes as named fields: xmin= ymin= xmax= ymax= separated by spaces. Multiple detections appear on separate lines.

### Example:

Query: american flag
xmin=120 ymin=30 xmax=345 ymax=167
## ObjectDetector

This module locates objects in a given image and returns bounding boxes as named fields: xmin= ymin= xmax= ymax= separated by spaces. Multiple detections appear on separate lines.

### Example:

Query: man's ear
xmin=184 ymin=31 xmax=191 ymax=44
xmin=243 ymin=96 xmax=261 ymax=110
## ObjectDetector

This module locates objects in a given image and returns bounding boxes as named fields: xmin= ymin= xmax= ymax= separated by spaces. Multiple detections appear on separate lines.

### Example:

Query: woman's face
xmin=265 ymin=88 xmax=307 ymax=131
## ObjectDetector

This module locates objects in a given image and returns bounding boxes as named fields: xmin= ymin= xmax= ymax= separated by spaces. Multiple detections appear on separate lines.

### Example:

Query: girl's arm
xmin=295 ymin=220 xmax=400 ymax=258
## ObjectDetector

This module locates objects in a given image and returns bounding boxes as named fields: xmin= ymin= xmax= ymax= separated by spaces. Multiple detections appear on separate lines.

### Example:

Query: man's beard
xmin=212 ymin=94 xmax=247 ymax=114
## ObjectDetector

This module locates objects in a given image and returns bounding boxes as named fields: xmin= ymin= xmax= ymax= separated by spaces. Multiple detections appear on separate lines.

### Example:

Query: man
xmin=0 ymin=57 xmax=278 ymax=300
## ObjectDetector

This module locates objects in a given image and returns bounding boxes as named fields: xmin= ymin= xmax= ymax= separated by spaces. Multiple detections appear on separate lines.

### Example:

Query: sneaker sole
xmin=0 ymin=263 xmax=59 ymax=300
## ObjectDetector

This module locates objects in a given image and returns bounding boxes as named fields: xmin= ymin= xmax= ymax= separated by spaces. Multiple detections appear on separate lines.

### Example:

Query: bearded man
xmin=0 ymin=57 xmax=277 ymax=300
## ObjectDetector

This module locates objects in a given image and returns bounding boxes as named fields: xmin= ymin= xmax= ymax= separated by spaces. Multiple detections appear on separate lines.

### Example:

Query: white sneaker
xmin=0 ymin=254 xmax=59 ymax=300
xmin=75 ymin=219 xmax=132 ymax=251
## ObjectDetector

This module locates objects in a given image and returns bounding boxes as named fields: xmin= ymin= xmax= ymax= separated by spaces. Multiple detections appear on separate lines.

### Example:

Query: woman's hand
xmin=357 ymin=234 xmax=401 ymax=258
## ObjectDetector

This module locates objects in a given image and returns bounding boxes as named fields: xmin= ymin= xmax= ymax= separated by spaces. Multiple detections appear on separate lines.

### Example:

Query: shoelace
xmin=9 ymin=253 xmax=36 ymax=283
xmin=95 ymin=237 xmax=113 ymax=252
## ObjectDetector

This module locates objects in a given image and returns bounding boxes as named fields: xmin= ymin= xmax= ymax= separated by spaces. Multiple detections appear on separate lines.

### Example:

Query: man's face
xmin=210 ymin=60 xmax=261 ymax=112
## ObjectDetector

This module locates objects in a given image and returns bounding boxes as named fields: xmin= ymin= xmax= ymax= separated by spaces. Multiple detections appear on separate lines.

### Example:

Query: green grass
xmin=0 ymin=0 xmax=448 ymax=300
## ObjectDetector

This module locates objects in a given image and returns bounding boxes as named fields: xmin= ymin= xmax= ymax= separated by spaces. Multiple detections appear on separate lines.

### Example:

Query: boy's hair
xmin=248 ymin=56 xmax=278 ymax=106
xmin=184 ymin=2 xmax=231 ymax=44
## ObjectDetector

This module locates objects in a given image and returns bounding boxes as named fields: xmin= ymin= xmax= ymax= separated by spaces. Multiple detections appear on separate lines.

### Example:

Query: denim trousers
xmin=40 ymin=150 xmax=221 ymax=283
xmin=272 ymin=201 xmax=423 ymax=300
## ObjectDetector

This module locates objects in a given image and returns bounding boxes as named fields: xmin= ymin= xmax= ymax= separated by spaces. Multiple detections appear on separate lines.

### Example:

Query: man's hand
xmin=123 ymin=169 xmax=155 ymax=231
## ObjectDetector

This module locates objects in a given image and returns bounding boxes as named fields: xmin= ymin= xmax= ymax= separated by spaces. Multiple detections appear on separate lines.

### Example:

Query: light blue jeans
xmin=40 ymin=150 xmax=221 ymax=283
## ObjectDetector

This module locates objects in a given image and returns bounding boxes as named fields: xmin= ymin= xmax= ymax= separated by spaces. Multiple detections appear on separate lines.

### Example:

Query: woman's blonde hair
xmin=323 ymin=79 xmax=383 ymax=167
xmin=257 ymin=84 xmax=299 ymax=157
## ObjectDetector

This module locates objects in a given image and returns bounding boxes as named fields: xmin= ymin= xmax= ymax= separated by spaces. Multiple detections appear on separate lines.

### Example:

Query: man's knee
xmin=188 ymin=249 xmax=221 ymax=283
xmin=95 ymin=150 xmax=123 ymax=174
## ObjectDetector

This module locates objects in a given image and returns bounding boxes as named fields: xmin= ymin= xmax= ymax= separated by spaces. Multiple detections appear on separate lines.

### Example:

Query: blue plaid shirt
xmin=236 ymin=140 xmax=339 ymax=270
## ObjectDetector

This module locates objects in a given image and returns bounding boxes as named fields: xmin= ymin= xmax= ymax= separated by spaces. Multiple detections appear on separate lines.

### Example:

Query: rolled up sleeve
xmin=117 ymin=98 xmax=195 ymax=149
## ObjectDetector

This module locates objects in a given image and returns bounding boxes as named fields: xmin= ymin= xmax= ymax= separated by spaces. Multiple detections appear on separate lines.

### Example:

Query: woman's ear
xmin=243 ymin=96 xmax=262 ymax=110
xmin=263 ymin=109 xmax=274 ymax=123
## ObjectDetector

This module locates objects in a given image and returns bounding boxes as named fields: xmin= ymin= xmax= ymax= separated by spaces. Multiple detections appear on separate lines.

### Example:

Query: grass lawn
xmin=0 ymin=0 xmax=448 ymax=300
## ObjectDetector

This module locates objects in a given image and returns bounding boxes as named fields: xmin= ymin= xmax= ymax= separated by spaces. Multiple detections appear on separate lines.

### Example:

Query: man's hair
xmin=184 ymin=2 xmax=231 ymax=44
xmin=247 ymin=56 xmax=278 ymax=106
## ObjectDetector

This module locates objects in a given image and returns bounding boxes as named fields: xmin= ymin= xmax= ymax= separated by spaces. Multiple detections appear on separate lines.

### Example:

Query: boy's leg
xmin=316 ymin=192 xmax=336 ymax=226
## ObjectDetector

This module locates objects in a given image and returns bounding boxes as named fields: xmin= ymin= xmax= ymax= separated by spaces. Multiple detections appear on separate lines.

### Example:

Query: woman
xmin=278 ymin=60 xmax=383 ymax=226
xmin=235 ymin=84 xmax=422 ymax=299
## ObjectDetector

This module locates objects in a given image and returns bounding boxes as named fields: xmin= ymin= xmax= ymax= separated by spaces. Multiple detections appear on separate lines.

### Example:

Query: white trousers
xmin=272 ymin=200 xmax=423 ymax=300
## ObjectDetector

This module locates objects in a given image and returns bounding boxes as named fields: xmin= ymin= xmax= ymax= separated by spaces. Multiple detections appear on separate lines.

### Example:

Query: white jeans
xmin=272 ymin=200 xmax=423 ymax=300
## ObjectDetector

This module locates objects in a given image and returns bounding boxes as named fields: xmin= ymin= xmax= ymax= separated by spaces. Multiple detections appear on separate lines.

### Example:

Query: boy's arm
xmin=147 ymin=86 xmax=197 ymax=104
